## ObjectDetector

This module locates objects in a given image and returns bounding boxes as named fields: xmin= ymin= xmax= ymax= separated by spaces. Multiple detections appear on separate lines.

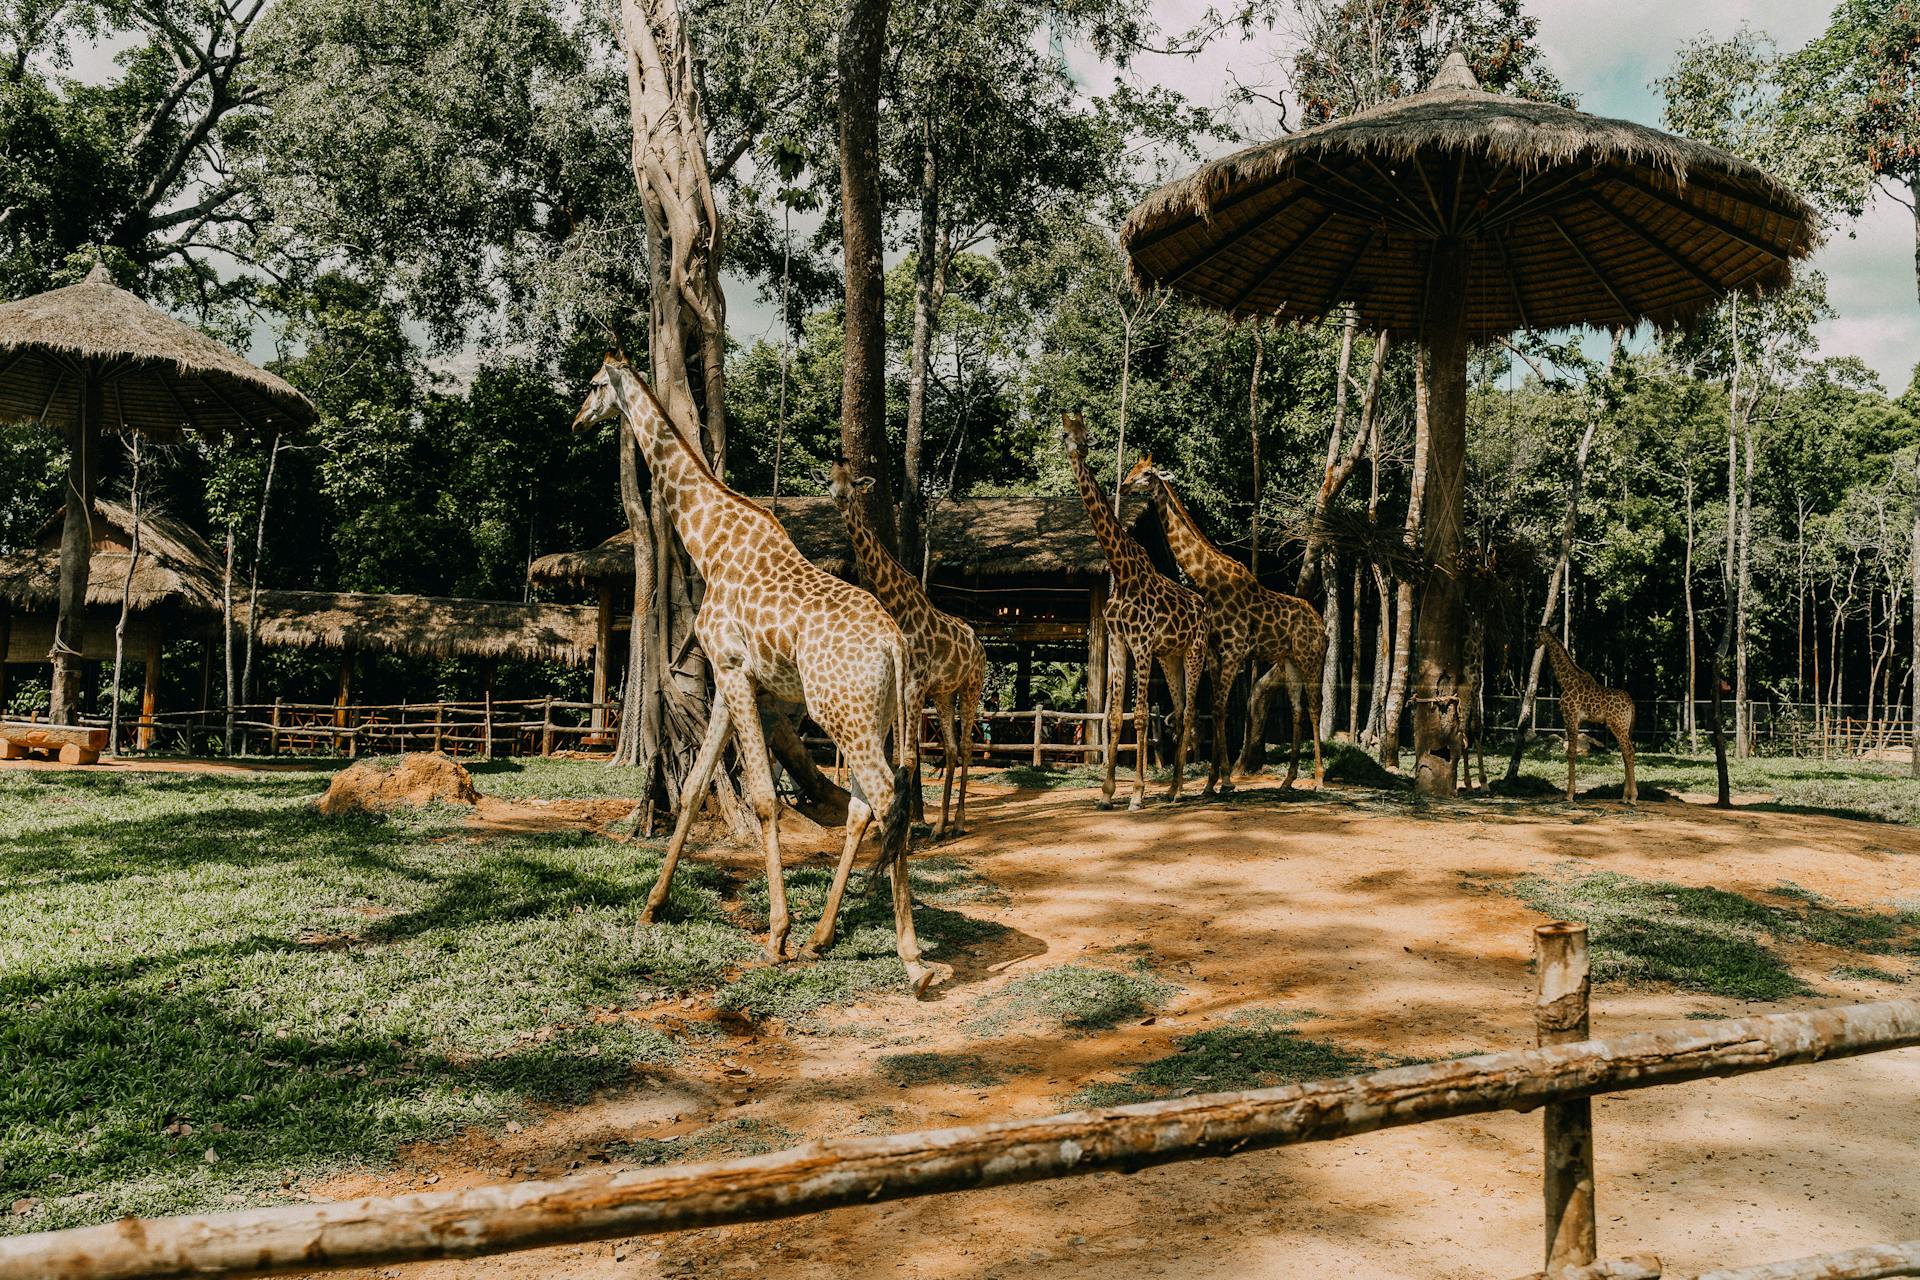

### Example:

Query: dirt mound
xmin=1320 ymin=741 xmax=1406 ymax=789
xmin=316 ymin=753 xmax=479 ymax=816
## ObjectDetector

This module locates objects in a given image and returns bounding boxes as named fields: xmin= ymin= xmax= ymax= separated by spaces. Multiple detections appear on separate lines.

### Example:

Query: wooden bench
xmin=0 ymin=722 xmax=109 ymax=765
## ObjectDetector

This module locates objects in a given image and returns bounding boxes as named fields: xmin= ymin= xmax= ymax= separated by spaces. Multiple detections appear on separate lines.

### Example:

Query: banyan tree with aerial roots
xmin=1121 ymin=49 xmax=1816 ymax=795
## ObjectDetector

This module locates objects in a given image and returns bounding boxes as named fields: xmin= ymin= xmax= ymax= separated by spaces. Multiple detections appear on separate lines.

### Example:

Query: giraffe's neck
xmin=839 ymin=495 xmax=927 ymax=617
xmin=613 ymin=369 xmax=775 ymax=572
xmin=1066 ymin=444 xmax=1151 ymax=583
xmin=1148 ymin=477 xmax=1253 ymax=595
xmin=1542 ymin=635 xmax=1587 ymax=691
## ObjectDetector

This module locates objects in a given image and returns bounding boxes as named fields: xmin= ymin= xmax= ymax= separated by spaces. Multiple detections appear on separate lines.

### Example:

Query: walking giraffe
xmin=827 ymin=461 xmax=986 ymax=839
xmin=1537 ymin=628 xmax=1637 ymax=802
xmin=1060 ymin=412 xmax=1207 ymax=810
xmin=571 ymin=353 xmax=937 ymax=996
xmin=1124 ymin=458 xmax=1326 ymax=792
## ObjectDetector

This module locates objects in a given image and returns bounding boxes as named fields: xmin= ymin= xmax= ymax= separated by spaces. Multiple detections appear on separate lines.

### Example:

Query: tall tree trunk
xmin=1735 ymin=414 xmax=1754 ymax=757
xmin=1112 ymin=316 xmax=1134 ymax=518
xmin=241 ymin=432 xmax=282 ymax=706
xmin=1347 ymin=560 xmax=1363 ymax=738
xmin=108 ymin=435 xmax=143 ymax=753
xmin=49 ymin=370 xmax=100 ymax=725
xmin=1684 ymin=470 xmax=1699 ymax=752
xmin=1380 ymin=356 xmax=1432 ymax=769
xmin=838 ymin=0 xmax=897 ymax=552
xmin=1711 ymin=296 xmax=1741 ymax=803
xmin=901 ymin=116 xmax=942 ymax=574
xmin=1911 ymin=441 xmax=1919 ymax=777
xmin=614 ymin=0 xmax=734 ymax=816
xmin=1409 ymin=241 xmax=1470 ymax=796
xmin=221 ymin=526 xmax=236 ymax=755
xmin=1319 ymin=567 xmax=1340 ymax=739
xmin=1249 ymin=318 xmax=1264 ymax=577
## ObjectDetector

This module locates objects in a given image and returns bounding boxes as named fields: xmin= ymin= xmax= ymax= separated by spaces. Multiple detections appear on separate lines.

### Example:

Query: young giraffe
xmin=827 ymin=462 xmax=987 ymax=839
xmin=571 ymin=354 xmax=937 ymax=996
xmin=1060 ymin=413 xmax=1206 ymax=810
xmin=1123 ymin=458 xmax=1326 ymax=792
xmin=1537 ymin=628 xmax=1637 ymax=803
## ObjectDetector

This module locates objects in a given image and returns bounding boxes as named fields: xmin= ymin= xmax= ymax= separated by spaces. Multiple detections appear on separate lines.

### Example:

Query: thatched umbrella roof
xmin=0 ymin=499 xmax=225 ymax=613
xmin=0 ymin=264 xmax=316 ymax=439
xmin=529 ymin=495 xmax=1148 ymax=590
xmin=1120 ymin=51 xmax=1816 ymax=333
xmin=245 ymin=590 xmax=600 ymax=666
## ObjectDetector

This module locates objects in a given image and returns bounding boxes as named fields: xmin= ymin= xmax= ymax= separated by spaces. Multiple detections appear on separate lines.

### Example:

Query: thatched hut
xmin=529 ymin=494 xmax=1165 ymax=716
xmin=242 ymin=590 xmax=600 ymax=719
xmin=0 ymin=500 xmax=227 ymax=745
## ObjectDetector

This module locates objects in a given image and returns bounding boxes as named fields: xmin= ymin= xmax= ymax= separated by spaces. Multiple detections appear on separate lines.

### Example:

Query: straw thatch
xmin=1121 ymin=51 xmax=1817 ymax=334
xmin=246 ymin=590 xmax=600 ymax=665
xmin=528 ymin=495 xmax=1148 ymax=589
xmin=0 ymin=499 xmax=225 ymax=613
xmin=0 ymin=264 xmax=315 ymax=439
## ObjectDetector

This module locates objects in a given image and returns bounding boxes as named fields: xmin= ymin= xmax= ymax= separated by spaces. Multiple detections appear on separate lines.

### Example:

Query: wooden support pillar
xmin=541 ymin=695 xmax=555 ymax=756
xmin=137 ymin=629 xmax=160 ymax=751
xmin=1411 ymin=236 xmax=1470 ymax=796
xmin=591 ymin=584 xmax=613 ymax=737
xmin=269 ymin=698 xmax=282 ymax=756
xmin=0 ymin=597 xmax=12 ymax=715
xmin=49 ymin=370 xmax=101 ymax=725
xmin=1086 ymin=580 xmax=1108 ymax=716
xmin=1031 ymin=704 xmax=1045 ymax=766
xmin=1536 ymin=921 xmax=1596 ymax=1272
xmin=334 ymin=655 xmax=352 ymax=728
xmin=481 ymin=660 xmax=496 ymax=760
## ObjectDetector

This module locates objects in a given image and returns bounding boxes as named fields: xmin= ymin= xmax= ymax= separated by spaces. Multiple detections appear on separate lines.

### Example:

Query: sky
xmin=70 ymin=0 xmax=1917 ymax=393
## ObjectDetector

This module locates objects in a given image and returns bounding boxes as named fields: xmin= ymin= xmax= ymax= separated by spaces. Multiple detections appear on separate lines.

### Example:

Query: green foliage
xmin=987 ymin=962 xmax=1178 ymax=1032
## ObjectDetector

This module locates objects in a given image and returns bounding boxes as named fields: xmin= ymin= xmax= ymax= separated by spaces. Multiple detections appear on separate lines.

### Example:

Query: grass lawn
xmin=0 ymin=760 xmax=994 ymax=1233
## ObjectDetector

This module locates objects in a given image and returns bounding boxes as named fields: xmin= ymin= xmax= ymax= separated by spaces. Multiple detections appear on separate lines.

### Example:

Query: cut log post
xmin=269 ymin=698 xmax=282 ymax=756
xmin=433 ymin=701 xmax=444 ymax=753
xmin=334 ymin=657 xmax=351 ymax=729
xmin=1537 ymin=921 xmax=1596 ymax=1272
xmin=1032 ymin=704 xmax=1044 ymax=766
xmin=138 ymin=629 xmax=160 ymax=752
xmin=541 ymin=696 xmax=555 ymax=757
xmin=3 ymin=997 xmax=1917 ymax=1280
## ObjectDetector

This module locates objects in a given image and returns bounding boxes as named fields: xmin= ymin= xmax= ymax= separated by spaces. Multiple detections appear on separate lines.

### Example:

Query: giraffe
xmin=827 ymin=461 xmax=987 ymax=839
xmin=1537 ymin=628 xmax=1637 ymax=803
xmin=1059 ymin=413 xmax=1206 ymax=810
xmin=571 ymin=353 xmax=938 ymax=997
xmin=1123 ymin=458 xmax=1326 ymax=793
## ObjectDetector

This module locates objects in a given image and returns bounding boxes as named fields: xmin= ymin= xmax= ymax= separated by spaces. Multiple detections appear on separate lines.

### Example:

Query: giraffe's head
xmin=1058 ymin=410 xmax=1087 ymax=459
xmin=570 ymin=350 xmax=631 ymax=432
xmin=826 ymin=459 xmax=876 ymax=512
xmin=1121 ymin=455 xmax=1164 ymax=496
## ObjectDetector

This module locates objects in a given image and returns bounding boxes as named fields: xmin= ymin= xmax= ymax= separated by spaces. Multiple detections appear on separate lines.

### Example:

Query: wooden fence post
xmin=269 ymin=698 xmax=281 ymax=757
xmin=432 ymin=701 xmax=444 ymax=754
xmin=483 ymin=691 xmax=495 ymax=761
xmin=1536 ymin=921 xmax=1596 ymax=1272
xmin=1032 ymin=705 xmax=1045 ymax=767
xmin=541 ymin=696 xmax=555 ymax=757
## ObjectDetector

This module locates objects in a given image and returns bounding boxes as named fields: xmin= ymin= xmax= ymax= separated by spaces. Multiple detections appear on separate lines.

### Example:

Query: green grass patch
xmin=1496 ymin=746 xmax=1920 ymax=825
xmin=876 ymin=1051 xmax=1005 ymax=1087
xmin=1071 ymin=1009 xmax=1372 ymax=1107
xmin=0 ymin=767 xmax=736 ymax=1233
xmin=982 ymin=962 xmax=1178 ymax=1034
xmin=1510 ymin=871 xmax=1920 ymax=1001
xmin=463 ymin=757 xmax=644 ymax=801
xmin=608 ymin=1117 xmax=798 ymax=1166
xmin=1832 ymin=963 xmax=1909 ymax=984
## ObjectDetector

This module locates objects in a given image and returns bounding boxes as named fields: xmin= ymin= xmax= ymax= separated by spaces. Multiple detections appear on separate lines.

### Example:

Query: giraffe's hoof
xmin=1096 ymin=799 xmax=1114 ymax=812
xmin=637 ymin=905 xmax=662 ymax=926
xmin=1127 ymin=797 xmax=1144 ymax=813
xmin=1216 ymin=780 xmax=1235 ymax=796
xmin=796 ymin=943 xmax=826 ymax=963
xmin=904 ymin=961 xmax=941 ymax=998
xmin=762 ymin=942 xmax=789 ymax=965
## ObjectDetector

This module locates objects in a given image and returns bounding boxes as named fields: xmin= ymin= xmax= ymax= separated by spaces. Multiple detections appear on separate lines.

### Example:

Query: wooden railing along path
xmin=1 ymin=924 xmax=1915 ymax=1279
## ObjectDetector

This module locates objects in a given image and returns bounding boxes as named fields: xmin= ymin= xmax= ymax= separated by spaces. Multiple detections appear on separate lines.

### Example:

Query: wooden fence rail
xmin=2 ymin=935 xmax=1914 ymax=1280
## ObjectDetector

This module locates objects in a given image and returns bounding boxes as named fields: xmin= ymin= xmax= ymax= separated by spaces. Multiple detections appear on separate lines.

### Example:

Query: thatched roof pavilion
xmin=1122 ymin=50 xmax=1816 ymax=795
xmin=0 ymin=263 xmax=315 ymax=725
xmin=531 ymin=494 xmax=1162 ymax=716
xmin=0 ymin=500 xmax=229 ymax=744
xmin=245 ymin=591 xmax=599 ymax=667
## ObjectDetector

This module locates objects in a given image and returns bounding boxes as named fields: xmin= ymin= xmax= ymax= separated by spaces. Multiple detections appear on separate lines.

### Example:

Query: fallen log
xmin=0 ymin=721 xmax=107 ymax=764
xmin=1512 ymin=1257 xmax=1663 ymax=1280
xmin=1 ymin=1000 xmax=1915 ymax=1280
xmin=1685 ymin=1239 xmax=1920 ymax=1280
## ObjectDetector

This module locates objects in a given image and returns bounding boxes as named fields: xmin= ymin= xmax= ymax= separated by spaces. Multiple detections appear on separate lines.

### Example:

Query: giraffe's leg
xmin=638 ymin=689 xmax=733 ymax=924
xmin=1100 ymin=638 xmax=1128 ymax=811
xmin=842 ymin=748 xmax=934 ymax=996
xmin=1130 ymin=655 xmax=1152 ymax=812
xmin=931 ymin=689 xmax=958 ymax=840
xmin=1204 ymin=643 xmax=1241 ymax=797
xmin=1618 ymin=709 xmax=1636 ymax=803
xmin=1159 ymin=651 xmax=1187 ymax=803
xmin=951 ymin=668 xmax=980 ymax=836
xmin=1180 ymin=636 xmax=1204 ymax=800
xmin=709 ymin=667 xmax=789 ymax=963
xmin=1305 ymin=664 xmax=1326 ymax=785
xmin=904 ymin=677 xmax=926 ymax=827
xmin=799 ymin=782 xmax=871 ymax=962
xmin=1565 ymin=706 xmax=1579 ymax=802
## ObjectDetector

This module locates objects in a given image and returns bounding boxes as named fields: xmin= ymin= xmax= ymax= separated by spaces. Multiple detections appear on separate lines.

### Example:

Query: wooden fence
xmin=118 ymin=698 xmax=622 ymax=760
xmin=2 ymin=924 xmax=1915 ymax=1279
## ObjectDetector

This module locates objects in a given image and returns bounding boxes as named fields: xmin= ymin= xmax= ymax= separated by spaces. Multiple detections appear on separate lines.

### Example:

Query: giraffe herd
xmin=573 ymin=354 xmax=1632 ymax=999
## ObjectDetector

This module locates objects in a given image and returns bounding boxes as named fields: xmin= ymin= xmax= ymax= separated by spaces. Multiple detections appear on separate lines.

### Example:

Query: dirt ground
xmin=169 ymin=772 xmax=1920 ymax=1276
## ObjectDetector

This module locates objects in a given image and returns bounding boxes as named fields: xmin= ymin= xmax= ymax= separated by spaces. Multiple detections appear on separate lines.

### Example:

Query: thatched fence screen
xmin=2 ymin=925 xmax=1916 ymax=1279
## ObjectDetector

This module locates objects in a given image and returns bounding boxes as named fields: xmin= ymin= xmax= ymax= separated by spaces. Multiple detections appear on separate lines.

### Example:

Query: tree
xmin=838 ymin=0 xmax=897 ymax=553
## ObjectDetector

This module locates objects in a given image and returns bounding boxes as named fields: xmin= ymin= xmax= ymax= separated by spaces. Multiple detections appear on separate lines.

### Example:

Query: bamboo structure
xmin=3 ymin=994 xmax=1917 ymax=1280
